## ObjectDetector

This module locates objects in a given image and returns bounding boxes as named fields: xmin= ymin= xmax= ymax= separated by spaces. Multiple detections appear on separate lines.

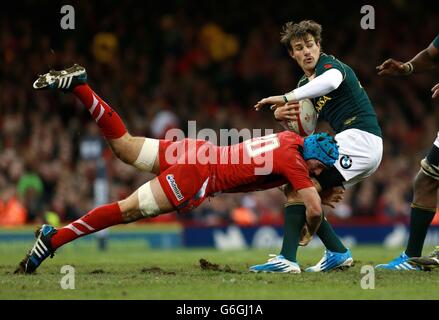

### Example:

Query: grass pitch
xmin=1 ymin=240 xmax=439 ymax=300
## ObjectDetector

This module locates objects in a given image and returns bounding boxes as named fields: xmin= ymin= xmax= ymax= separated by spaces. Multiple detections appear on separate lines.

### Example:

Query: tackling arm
xmin=285 ymin=175 xmax=345 ymax=209
xmin=297 ymin=187 xmax=323 ymax=237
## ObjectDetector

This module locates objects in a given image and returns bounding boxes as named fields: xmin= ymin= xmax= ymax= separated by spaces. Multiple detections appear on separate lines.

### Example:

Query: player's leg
xmin=249 ymin=200 xmax=303 ymax=273
xmin=274 ymin=188 xmax=352 ymax=273
xmin=72 ymin=82 xmax=161 ymax=173
xmin=378 ymin=138 xmax=439 ymax=269
xmin=405 ymin=171 xmax=438 ymax=257
xmin=406 ymin=136 xmax=439 ymax=257
xmin=250 ymin=170 xmax=352 ymax=273
xmin=375 ymin=171 xmax=436 ymax=270
xmin=405 ymin=170 xmax=439 ymax=270
xmin=408 ymin=246 xmax=439 ymax=270
xmin=377 ymin=135 xmax=439 ymax=270
xmin=279 ymin=203 xmax=306 ymax=263
xmin=15 ymin=178 xmax=173 ymax=274
xmin=307 ymin=129 xmax=382 ymax=272
xmin=33 ymin=64 xmax=161 ymax=174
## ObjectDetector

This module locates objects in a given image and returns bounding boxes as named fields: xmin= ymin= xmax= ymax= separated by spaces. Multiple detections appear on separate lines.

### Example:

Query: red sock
xmin=50 ymin=202 xmax=124 ymax=250
xmin=73 ymin=84 xmax=127 ymax=139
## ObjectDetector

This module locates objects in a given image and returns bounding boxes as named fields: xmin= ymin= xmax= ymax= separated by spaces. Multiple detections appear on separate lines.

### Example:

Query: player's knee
xmin=109 ymin=132 xmax=136 ymax=164
xmin=121 ymin=210 xmax=144 ymax=223
xmin=413 ymin=170 xmax=436 ymax=194
xmin=137 ymin=181 xmax=162 ymax=218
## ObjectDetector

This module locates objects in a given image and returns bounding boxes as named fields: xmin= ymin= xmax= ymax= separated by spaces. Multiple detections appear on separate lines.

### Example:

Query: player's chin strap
xmin=303 ymin=132 xmax=339 ymax=167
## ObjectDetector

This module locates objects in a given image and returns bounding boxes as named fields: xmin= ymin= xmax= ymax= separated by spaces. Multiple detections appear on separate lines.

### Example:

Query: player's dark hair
xmin=280 ymin=20 xmax=322 ymax=52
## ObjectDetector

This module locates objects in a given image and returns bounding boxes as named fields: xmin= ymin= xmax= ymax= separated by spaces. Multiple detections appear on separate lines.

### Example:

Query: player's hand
xmin=254 ymin=95 xmax=286 ymax=111
xmin=432 ymin=82 xmax=439 ymax=99
xmin=320 ymin=187 xmax=345 ymax=208
xmin=299 ymin=224 xmax=313 ymax=246
xmin=273 ymin=102 xmax=300 ymax=121
xmin=376 ymin=58 xmax=406 ymax=76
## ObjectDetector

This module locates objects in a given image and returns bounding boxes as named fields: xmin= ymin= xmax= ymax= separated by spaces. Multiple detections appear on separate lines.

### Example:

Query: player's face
xmin=306 ymin=159 xmax=326 ymax=176
xmin=289 ymin=35 xmax=321 ymax=76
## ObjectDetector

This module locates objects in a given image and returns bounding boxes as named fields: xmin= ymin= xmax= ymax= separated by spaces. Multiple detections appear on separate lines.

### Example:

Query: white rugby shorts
xmin=333 ymin=128 xmax=383 ymax=189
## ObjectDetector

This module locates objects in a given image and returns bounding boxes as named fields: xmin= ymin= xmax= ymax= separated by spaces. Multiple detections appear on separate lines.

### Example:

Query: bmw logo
xmin=340 ymin=155 xmax=352 ymax=169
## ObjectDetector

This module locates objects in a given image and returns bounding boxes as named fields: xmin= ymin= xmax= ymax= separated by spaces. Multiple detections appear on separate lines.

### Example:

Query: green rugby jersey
xmin=297 ymin=53 xmax=382 ymax=137
xmin=433 ymin=34 xmax=439 ymax=49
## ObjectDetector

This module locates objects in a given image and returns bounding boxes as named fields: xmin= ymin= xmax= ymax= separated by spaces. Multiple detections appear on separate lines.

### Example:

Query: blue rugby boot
xmin=306 ymin=248 xmax=353 ymax=272
xmin=376 ymin=252 xmax=421 ymax=271
xmin=15 ymin=224 xmax=57 ymax=274
xmin=33 ymin=64 xmax=87 ymax=91
xmin=249 ymin=254 xmax=301 ymax=273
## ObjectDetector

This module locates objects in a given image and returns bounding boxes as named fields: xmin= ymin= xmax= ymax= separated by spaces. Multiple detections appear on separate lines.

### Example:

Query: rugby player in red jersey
xmin=15 ymin=65 xmax=339 ymax=274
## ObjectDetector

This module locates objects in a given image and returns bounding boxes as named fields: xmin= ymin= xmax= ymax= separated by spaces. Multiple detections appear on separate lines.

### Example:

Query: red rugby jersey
xmin=209 ymin=131 xmax=313 ymax=194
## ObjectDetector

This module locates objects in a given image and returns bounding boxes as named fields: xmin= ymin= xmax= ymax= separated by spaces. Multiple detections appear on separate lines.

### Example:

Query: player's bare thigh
xmin=109 ymin=132 xmax=160 ymax=174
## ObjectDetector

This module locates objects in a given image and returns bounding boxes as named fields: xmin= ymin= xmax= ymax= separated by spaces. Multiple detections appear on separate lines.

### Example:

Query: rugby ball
xmin=283 ymin=99 xmax=317 ymax=136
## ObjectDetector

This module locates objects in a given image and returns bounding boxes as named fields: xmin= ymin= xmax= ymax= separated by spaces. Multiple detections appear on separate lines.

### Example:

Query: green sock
xmin=280 ymin=204 xmax=306 ymax=262
xmin=317 ymin=216 xmax=347 ymax=253
xmin=405 ymin=206 xmax=436 ymax=257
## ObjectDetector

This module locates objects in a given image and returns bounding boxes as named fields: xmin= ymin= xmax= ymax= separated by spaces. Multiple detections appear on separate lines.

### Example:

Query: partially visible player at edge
xmin=251 ymin=20 xmax=383 ymax=273
xmin=376 ymin=34 xmax=439 ymax=270
xmin=15 ymin=64 xmax=340 ymax=274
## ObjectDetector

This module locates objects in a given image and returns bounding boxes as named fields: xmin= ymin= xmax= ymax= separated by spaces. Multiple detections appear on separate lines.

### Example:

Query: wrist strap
xmin=284 ymin=91 xmax=296 ymax=102
xmin=403 ymin=62 xmax=413 ymax=75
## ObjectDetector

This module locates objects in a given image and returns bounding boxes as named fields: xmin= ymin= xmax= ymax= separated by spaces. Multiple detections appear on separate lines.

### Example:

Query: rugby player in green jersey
xmin=375 ymin=34 xmax=439 ymax=270
xmin=251 ymin=20 xmax=383 ymax=273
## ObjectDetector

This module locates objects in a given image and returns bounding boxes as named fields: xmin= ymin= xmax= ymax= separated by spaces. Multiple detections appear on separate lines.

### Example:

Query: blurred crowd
xmin=1 ymin=1 xmax=438 ymax=227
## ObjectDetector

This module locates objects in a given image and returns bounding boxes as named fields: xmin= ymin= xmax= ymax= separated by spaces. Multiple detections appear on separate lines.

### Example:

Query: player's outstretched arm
xmin=254 ymin=69 xmax=342 ymax=112
xmin=254 ymin=95 xmax=286 ymax=111
xmin=377 ymin=42 xmax=439 ymax=76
